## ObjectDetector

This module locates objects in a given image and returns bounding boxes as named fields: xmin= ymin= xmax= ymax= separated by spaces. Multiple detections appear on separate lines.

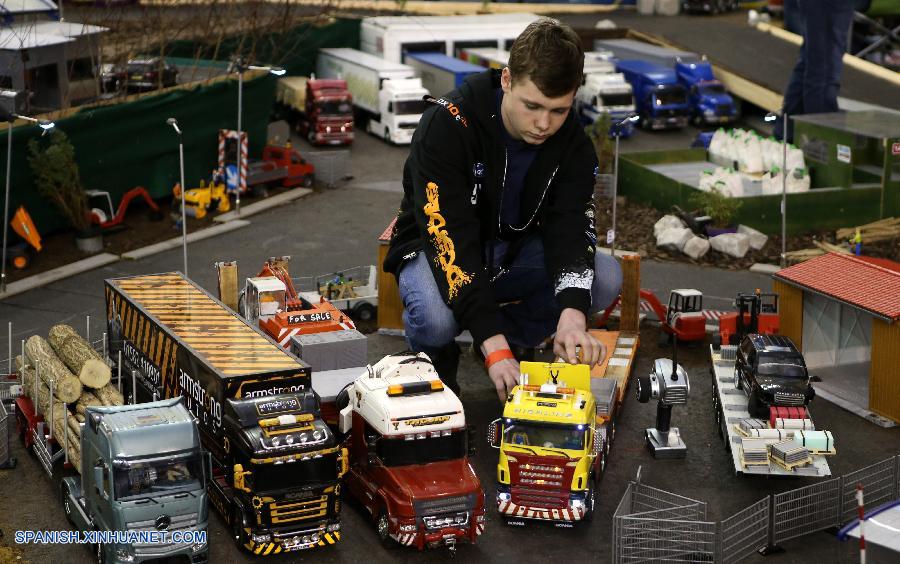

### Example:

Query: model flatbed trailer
xmin=710 ymin=345 xmax=831 ymax=477
xmin=588 ymin=329 xmax=639 ymax=458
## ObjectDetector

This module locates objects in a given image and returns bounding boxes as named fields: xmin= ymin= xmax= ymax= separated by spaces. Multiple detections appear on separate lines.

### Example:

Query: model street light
xmin=231 ymin=58 xmax=286 ymax=216
xmin=765 ymin=111 xmax=788 ymax=266
xmin=610 ymin=113 xmax=639 ymax=257
xmin=1 ymin=104 xmax=55 ymax=294
xmin=166 ymin=117 xmax=189 ymax=279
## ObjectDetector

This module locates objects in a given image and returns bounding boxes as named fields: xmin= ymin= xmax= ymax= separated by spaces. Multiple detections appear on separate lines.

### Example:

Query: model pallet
xmin=709 ymin=345 xmax=832 ymax=477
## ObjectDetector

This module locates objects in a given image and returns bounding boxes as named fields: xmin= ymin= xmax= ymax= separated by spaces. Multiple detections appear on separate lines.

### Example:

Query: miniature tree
xmin=688 ymin=186 xmax=742 ymax=228
xmin=27 ymin=129 xmax=92 ymax=233
xmin=584 ymin=112 xmax=615 ymax=174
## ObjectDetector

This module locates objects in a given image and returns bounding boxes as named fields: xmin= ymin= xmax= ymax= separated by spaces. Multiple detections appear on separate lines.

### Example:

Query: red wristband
xmin=484 ymin=349 xmax=515 ymax=370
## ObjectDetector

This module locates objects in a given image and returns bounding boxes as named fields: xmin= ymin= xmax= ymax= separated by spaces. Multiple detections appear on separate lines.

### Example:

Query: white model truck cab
xmin=375 ymin=78 xmax=428 ymax=145
xmin=577 ymin=72 xmax=636 ymax=126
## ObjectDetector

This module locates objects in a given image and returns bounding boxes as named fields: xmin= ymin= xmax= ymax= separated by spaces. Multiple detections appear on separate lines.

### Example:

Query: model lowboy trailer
xmin=105 ymin=273 xmax=347 ymax=555
xmin=710 ymin=345 xmax=832 ymax=477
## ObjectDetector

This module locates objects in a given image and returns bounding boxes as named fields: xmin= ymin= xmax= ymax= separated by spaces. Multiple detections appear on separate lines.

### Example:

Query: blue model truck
xmin=674 ymin=59 xmax=738 ymax=125
xmin=615 ymin=59 xmax=689 ymax=131
xmin=404 ymin=52 xmax=483 ymax=98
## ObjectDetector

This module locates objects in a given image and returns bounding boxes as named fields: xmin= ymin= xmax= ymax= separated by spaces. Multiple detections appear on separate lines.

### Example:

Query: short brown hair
xmin=508 ymin=18 xmax=584 ymax=97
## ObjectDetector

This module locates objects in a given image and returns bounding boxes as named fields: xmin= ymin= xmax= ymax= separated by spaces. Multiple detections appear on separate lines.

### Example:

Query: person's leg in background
xmin=397 ymin=252 xmax=462 ymax=393
xmin=824 ymin=0 xmax=857 ymax=111
xmin=776 ymin=0 xmax=806 ymax=142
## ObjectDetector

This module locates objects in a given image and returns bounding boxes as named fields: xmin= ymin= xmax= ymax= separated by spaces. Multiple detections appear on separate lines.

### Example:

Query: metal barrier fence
xmin=0 ymin=393 xmax=14 ymax=468
xmin=614 ymin=455 xmax=900 ymax=563
xmin=304 ymin=149 xmax=351 ymax=188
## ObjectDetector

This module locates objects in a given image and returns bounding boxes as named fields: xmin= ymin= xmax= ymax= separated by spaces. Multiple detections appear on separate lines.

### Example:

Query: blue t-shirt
xmin=497 ymin=88 xmax=539 ymax=229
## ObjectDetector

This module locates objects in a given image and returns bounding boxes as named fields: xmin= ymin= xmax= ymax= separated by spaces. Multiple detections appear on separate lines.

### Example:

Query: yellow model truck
xmin=487 ymin=362 xmax=618 ymax=527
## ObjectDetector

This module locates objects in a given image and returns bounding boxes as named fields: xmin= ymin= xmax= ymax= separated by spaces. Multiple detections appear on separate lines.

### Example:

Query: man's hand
xmin=482 ymin=334 xmax=520 ymax=402
xmin=553 ymin=308 xmax=606 ymax=367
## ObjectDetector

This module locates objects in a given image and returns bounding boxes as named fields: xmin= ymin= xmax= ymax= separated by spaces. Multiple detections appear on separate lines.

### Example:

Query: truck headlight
xmin=114 ymin=546 xmax=135 ymax=562
xmin=192 ymin=540 xmax=207 ymax=553
xmin=252 ymin=532 xmax=272 ymax=544
xmin=704 ymin=109 xmax=715 ymax=116
xmin=570 ymin=498 xmax=585 ymax=510
xmin=327 ymin=523 xmax=341 ymax=532
xmin=498 ymin=492 xmax=511 ymax=502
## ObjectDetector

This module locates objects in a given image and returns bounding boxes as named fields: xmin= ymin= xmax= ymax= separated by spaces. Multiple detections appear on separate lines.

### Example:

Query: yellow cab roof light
xmin=386 ymin=380 xmax=444 ymax=397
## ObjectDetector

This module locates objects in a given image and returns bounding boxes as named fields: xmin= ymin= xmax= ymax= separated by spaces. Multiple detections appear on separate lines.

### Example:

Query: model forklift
xmin=714 ymin=290 xmax=780 ymax=347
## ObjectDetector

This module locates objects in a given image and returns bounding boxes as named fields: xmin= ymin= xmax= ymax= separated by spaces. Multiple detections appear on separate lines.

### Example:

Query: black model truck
xmin=734 ymin=334 xmax=815 ymax=417
xmin=105 ymin=272 xmax=347 ymax=555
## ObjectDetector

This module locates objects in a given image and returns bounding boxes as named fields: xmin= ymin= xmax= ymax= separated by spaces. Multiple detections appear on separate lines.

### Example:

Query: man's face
xmin=500 ymin=67 xmax=575 ymax=145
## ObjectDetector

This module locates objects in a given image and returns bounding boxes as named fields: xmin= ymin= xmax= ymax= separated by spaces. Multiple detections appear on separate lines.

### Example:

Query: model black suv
xmin=734 ymin=334 xmax=815 ymax=418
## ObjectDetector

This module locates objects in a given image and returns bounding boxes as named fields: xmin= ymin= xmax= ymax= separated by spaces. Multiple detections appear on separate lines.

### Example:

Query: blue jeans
xmin=777 ymin=0 xmax=855 ymax=141
xmin=398 ymin=235 xmax=623 ymax=357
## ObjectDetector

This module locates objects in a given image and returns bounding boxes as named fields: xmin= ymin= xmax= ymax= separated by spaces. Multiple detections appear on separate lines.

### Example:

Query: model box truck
xmin=404 ymin=52 xmax=483 ymax=97
xmin=615 ymin=59 xmax=690 ymax=130
xmin=105 ymin=272 xmax=347 ymax=555
xmin=361 ymin=13 xmax=538 ymax=64
xmin=317 ymin=48 xmax=428 ymax=145
xmin=275 ymin=76 xmax=354 ymax=146
xmin=487 ymin=361 xmax=618 ymax=527
xmin=337 ymin=352 xmax=485 ymax=555
xmin=575 ymin=72 xmax=637 ymax=137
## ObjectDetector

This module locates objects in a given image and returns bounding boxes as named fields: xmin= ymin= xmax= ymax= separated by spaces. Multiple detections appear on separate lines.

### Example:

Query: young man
xmin=383 ymin=18 xmax=622 ymax=401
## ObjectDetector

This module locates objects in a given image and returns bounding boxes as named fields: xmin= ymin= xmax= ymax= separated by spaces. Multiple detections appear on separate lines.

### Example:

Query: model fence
xmin=0 ymin=397 xmax=12 ymax=468
xmin=304 ymin=149 xmax=351 ymax=188
xmin=614 ymin=454 xmax=900 ymax=563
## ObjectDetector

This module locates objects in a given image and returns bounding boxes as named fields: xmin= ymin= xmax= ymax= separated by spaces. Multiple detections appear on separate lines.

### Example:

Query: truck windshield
xmin=503 ymin=421 xmax=585 ymax=452
xmin=377 ymin=431 xmax=466 ymax=467
xmin=252 ymin=453 xmax=337 ymax=491
xmin=699 ymin=84 xmax=726 ymax=95
xmin=600 ymin=93 xmax=634 ymax=107
xmin=114 ymin=453 xmax=203 ymax=500
xmin=317 ymin=100 xmax=352 ymax=115
xmin=653 ymin=87 xmax=687 ymax=106
xmin=758 ymin=356 xmax=807 ymax=378
xmin=393 ymin=99 xmax=427 ymax=115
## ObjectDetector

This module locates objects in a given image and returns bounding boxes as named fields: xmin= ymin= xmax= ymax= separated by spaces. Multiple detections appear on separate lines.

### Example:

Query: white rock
xmin=737 ymin=225 xmax=768 ymax=250
xmin=653 ymin=215 xmax=685 ymax=238
xmin=683 ymin=236 xmax=711 ymax=259
xmin=709 ymin=233 xmax=751 ymax=258
xmin=656 ymin=227 xmax=693 ymax=253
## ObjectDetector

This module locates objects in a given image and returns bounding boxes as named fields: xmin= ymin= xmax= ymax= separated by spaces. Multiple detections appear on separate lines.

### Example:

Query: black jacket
xmin=383 ymin=69 xmax=599 ymax=349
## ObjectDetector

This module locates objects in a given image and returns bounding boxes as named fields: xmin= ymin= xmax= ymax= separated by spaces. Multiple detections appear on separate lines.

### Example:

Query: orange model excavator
xmin=241 ymin=259 xmax=356 ymax=348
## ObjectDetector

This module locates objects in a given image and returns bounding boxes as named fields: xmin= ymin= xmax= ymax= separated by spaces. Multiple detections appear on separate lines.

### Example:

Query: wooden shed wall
xmin=774 ymin=280 xmax=804 ymax=349
xmin=870 ymin=318 xmax=900 ymax=423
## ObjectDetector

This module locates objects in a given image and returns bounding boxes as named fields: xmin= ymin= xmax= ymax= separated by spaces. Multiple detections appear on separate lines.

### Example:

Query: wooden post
xmin=620 ymin=255 xmax=641 ymax=333
xmin=215 ymin=261 xmax=240 ymax=311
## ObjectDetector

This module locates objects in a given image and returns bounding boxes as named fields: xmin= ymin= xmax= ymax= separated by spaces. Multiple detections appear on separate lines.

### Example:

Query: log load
xmin=75 ymin=390 xmax=103 ymax=416
xmin=48 ymin=324 xmax=111 ymax=389
xmin=16 ymin=356 xmax=67 ymax=424
xmin=93 ymin=384 xmax=124 ymax=407
xmin=24 ymin=335 xmax=82 ymax=403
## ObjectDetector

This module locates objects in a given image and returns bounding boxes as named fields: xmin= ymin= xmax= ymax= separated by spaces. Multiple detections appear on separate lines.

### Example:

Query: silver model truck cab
xmin=61 ymin=398 xmax=209 ymax=563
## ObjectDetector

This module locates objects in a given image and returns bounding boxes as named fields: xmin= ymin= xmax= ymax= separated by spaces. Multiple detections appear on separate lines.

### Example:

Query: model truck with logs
xmin=487 ymin=361 xmax=618 ymax=527
xmin=275 ymin=76 xmax=354 ymax=146
xmin=105 ymin=272 xmax=347 ymax=555
xmin=336 ymin=352 xmax=485 ymax=554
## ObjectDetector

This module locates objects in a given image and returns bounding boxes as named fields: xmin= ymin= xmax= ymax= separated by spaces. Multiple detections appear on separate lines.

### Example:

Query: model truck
xmin=674 ymin=59 xmax=738 ymax=125
xmin=275 ymin=76 xmax=354 ymax=146
xmin=336 ymin=352 xmax=485 ymax=554
xmin=317 ymin=48 xmax=429 ymax=145
xmin=360 ymin=13 xmax=538 ymax=64
xmin=63 ymin=399 xmax=210 ymax=563
xmin=404 ymin=52 xmax=483 ymax=97
xmin=105 ymin=272 xmax=347 ymax=555
xmin=575 ymin=72 xmax=637 ymax=137
xmin=461 ymin=47 xmax=509 ymax=69
xmin=734 ymin=334 xmax=815 ymax=418
xmin=615 ymin=59 xmax=689 ymax=130
xmin=487 ymin=361 xmax=618 ymax=527
xmin=294 ymin=265 xmax=379 ymax=322
xmin=218 ymin=133 xmax=315 ymax=194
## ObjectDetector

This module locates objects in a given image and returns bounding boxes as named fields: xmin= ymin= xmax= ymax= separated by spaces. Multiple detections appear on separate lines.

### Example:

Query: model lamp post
xmin=166 ymin=118 xmax=189 ymax=279
xmin=765 ymin=111 xmax=788 ymax=267
xmin=609 ymin=113 xmax=639 ymax=257
xmin=231 ymin=58 xmax=286 ymax=216
xmin=1 ymin=99 xmax=55 ymax=294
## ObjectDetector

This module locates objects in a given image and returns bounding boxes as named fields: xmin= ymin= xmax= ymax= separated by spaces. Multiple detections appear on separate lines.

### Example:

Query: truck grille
xmin=510 ymin=486 xmax=568 ymax=509
xmin=413 ymin=494 xmax=474 ymax=517
xmin=774 ymin=392 xmax=805 ymax=406
xmin=127 ymin=512 xmax=197 ymax=532
xmin=716 ymin=104 xmax=732 ymax=115
xmin=269 ymin=495 xmax=328 ymax=524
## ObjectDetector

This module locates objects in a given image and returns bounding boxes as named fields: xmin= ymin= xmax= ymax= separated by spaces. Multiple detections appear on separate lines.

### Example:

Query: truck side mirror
xmin=467 ymin=425 xmax=477 ymax=457
xmin=486 ymin=418 xmax=501 ymax=449
xmin=94 ymin=465 xmax=109 ymax=500
xmin=366 ymin=435 xmax=378 ymax=465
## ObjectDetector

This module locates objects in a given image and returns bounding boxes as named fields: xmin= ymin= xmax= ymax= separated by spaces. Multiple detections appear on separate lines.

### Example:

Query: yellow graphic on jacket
xmin=424 ymin=181 xmax=472 ymax=300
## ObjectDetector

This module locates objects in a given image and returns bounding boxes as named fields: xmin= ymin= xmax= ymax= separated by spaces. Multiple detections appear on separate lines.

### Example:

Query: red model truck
xmin=275 ymin=76 xmax=354 ymax=146
xmin=336 ymin=352 xmax=485 ymax=555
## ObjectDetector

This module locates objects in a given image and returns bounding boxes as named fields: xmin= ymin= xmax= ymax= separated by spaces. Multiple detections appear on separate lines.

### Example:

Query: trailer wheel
xmin=302 ymin=174 xmax=315 ymax=188
xmin=384 ymin=128 xmax=391 ymax=144
xmin=353 ymin=303 xmax=376 ymax=322
xmin=232 ymin=507 xmax=248 ymax=547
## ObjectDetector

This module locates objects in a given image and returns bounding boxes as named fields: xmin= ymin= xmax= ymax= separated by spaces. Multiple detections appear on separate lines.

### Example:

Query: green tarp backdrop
xmin=0 ymin=18 xmax=361 ymax=235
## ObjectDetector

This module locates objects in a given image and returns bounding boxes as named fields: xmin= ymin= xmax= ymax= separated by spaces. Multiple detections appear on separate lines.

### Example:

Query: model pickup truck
xmin=734 ymin=334 xmax=815 ymax=417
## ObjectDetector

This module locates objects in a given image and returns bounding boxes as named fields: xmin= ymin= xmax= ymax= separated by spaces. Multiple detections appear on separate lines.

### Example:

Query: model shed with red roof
xmin=773 ymin=253 xmax=900 ymax=424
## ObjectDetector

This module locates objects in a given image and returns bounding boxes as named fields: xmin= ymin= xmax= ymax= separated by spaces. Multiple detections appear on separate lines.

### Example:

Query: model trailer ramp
xmin=710 ymin=345 xmax=832 ymax=477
